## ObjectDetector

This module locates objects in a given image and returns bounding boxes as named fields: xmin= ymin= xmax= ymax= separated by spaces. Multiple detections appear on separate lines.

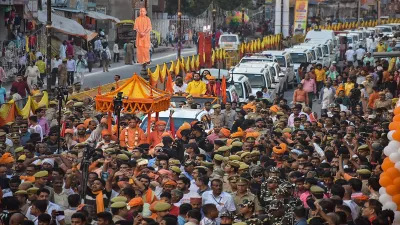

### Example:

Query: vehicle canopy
xmin=140 ymin=109 xmax=211 ymax=132
xmin=230 ymin=66 xmax=269 ymax=91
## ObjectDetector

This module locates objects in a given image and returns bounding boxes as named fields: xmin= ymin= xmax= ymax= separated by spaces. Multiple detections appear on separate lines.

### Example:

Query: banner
xmin=293 ymin=0 xmax=308 ymax=35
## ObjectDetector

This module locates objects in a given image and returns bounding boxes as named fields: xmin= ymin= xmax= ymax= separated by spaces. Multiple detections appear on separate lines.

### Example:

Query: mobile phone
xmin=307 ymin=199 xmax=316 ymax=211
xmin=57 ymin=211 xmax=64 ymax=215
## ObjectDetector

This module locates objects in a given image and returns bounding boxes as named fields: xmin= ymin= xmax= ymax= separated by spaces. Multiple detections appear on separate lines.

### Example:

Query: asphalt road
xmin=3 ymin=47 xmax=197 ymax=91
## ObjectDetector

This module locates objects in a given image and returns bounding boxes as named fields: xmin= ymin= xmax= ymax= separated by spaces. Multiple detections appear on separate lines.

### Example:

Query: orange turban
xmin=231 ymin=127 xmax=244 ymax=138
xmin=220 ymin=128 xmax=231 ymax=138
xmin=84 ymin=119 xmax=92 ymax=128
xmin=179 ymin=122 xmax=191 ymax=131
xmin=65 ymin=129 xmax=74 ymax=135
xmin=207 ymin=75 xmax=216 ymax=80
xmin=273 ymin=143 xmax=288 ymax=154
xmin=77 ymin=124 xmax=86 ymax=129
xmin=176 ymin=129 xmax=182 ymax=139
xmin=245 ymin=131 xmax=260 ymax=139
xmin=161 ymin=132 xmax=172 ymax=138
xmin=0 ymin=153 xmax=14 ymax=164
xmin=128 ymin=197 xmax=144 ymax=207
xmin=163 ymin=180 xmax=177 ymax=187
xmin=102 ymin=130 xmax=111 ymax=137
xmin=243 ymin=103 xmax=255 ymax=112
xmin=270 ymin=105 xmax=280 ymax=113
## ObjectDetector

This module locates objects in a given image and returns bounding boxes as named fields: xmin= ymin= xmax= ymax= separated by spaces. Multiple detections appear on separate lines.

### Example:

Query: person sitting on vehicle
xmin=205 ymin=76 xmax=220 ymax=97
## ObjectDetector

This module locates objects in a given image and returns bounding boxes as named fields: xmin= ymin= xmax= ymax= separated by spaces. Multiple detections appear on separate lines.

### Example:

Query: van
xmin=338 ymin=33 xmax=360 ymax=50
xmin=346 ymin=30 xmax=366 ymax=48
xmin=218 ymin=34 xmax=240 ymax=51
xmin=261 ymin=50 xmax=296 ymax=89
xmin=383 ymin=24 xmax=400 ymax=37
xmin=292 ymin=45 xmax=321 ymax=65
xmin=285 ymin=48 xmax=314 ymax=83
xmin=299 ymin=43 xmax=330 ymax=67
xmin=231 ymin=65 xmax=278 ymax=100
xmin=375 ymin=25 xmax=394 ymax=38
xmin=305 ymin=30 xmax=336 ymax=44
xmin=230 ymin=74 xmax=252 ymax=103
xmin=306 ymin=40 xmax=338 ymax=64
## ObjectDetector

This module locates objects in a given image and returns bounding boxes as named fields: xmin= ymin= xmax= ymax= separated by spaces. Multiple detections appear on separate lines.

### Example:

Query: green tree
xmin=165 ymin=0 xmax=213 ymax=17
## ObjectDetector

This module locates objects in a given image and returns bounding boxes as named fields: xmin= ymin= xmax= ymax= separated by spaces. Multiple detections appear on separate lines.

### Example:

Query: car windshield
xmin=315 ymin=47 xmax=322 ymax=58
xmin=234 ymin=83 xmax=244 ymax=98
xmin=347 ymin=38 xmax=353 ymax=44
xmin=380 ymin=27 xmax=392 ymax=32
xmin=141 ymin=117 xmax=196 ymax=132
xmin=322 ymin=45 xmax=329 ymax=55
xmin=290 ymin=53 xmax=307 ymax=63
xmin=221 ymin=36 xmax=238 ymax=42
xmin=243 ymin=74 xmax=266 ymax=88
xmin=274 ymin=56 xmax=286 ymax=67
xmin=240 ymin=58 xmax=272 ymax=63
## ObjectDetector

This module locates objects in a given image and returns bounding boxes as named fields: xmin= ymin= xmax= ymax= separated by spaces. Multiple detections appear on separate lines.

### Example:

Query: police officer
xmin=232 ymin=178 xmax=262 ymax=214
xmin=210 ymin=104 xmax=225 ymax=128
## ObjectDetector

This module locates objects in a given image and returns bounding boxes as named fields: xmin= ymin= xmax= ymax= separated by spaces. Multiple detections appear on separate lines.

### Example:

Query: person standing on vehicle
xmin=355 ymin=45 xmax=366 ymax=67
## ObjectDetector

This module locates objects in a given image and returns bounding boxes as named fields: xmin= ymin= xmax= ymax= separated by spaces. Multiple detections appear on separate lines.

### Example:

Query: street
xmin=3 ymin=47 xmax=197 ymax=91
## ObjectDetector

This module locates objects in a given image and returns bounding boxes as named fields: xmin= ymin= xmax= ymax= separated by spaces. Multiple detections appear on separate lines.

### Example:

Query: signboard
xmin=293 ymin=0 xmax=308 ymax=35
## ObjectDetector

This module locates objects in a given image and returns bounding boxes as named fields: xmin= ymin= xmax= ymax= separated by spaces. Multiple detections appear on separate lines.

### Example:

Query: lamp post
xmin=212 ymin=8 xmax=216 ymax=35
xmin=241 ymin=8 xmax=245 ymax=42
xmin=56 ymin=86 xmax=69 ymax=154
xmin=177 ymin=0 xmax=182 ymax=59
xmin=113 ymin=92 xmax=124 ymax=139
xmin=46 ymin=0 xmax=52 ymax=92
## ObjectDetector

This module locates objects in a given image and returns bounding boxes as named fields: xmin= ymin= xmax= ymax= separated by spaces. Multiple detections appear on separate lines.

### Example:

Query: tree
xmin=165 ymin=0 xmax=213 ymax=17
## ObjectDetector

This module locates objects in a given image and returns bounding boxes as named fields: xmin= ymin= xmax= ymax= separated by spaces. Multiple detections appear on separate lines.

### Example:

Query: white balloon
xmin=383 ymin=202 xmax=398 ymax=211
xmin=385 ymin=146 xmax=398 ymax=157
xmin=379 ymin=194 xmax=392 ymax=204
xmin=390 ymin=153 xmax=400 ymax=163
xmin=396 ymin=162 xmax=400 ymax=170
xmin=389 ymin=141 xmax=400 ymax=149
xmin=389 ymin=130 xmax=396 ymax=141
xmin=394 ymin=211 xmax=400 ymax=222
xmin=379 ymin=187 xmax=387 ymax=195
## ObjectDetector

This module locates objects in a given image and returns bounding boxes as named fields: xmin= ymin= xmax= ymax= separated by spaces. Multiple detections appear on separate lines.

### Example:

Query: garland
xmin=124 ymin=127 xmax=139 ymax=149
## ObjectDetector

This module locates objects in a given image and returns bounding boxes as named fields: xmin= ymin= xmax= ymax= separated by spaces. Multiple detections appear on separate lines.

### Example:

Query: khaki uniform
xmin=232 ymin=191 xmax=262 ymax=213
xmin=210 ymin=112 xmax=225 ymax=127
xmin=223 ymin=109 xmax=237 ymax=129
xmin=58 ymin=64 xmax=68 ymax=87
xmin=362 ymin=179 xmax=371 ymax=196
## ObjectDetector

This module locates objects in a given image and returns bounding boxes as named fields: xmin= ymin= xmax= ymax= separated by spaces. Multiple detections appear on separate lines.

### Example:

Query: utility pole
xmin=46 ymin=0 xmax=51 ymax=92
xmin=357 ymin=0 xmax=361 ymax=24
xmin=177 ymin=0 xmax=182 ymax=58
xmin=377 ymin=0 xmax=381 ymax=24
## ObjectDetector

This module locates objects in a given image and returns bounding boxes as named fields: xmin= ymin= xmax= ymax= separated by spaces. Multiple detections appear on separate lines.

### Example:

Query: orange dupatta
xmin=92 ymin=190 xmax=104 ymax=213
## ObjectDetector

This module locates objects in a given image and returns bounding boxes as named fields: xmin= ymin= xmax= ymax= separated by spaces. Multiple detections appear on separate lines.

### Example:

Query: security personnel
xmin=259 ymin=176 xmax=280 ymax=212
xmin=33 ymin=171 xmax=54 ymax=202
xmin=233 ymin=199 xmax=261 ymax=225
xmin=232 ymin=178 xmax=262 ymax=214
xmin=210 ymin=104 xmax=225 ymax=128
xmin=110 ymin=202 xmax=128 ymax=223
xmin=223 ymin=161 xmax=240 ymax=193
xmin=151 ymin=201 xmax=171 ymax=223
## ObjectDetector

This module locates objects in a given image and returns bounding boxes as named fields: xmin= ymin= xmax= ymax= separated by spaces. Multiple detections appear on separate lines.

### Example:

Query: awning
xmin=86 ymin=11 xmax=120 ymax=23
xmin=84 ymin=29 xmax=98 ymax=41
xmin=38 ymin=10 xmax=86 ymax=36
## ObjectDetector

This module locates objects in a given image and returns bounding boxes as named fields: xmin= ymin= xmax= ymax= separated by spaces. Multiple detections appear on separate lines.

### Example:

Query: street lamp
xmin=212 ymin=9 xmax=216 ymax=34
xmin=113 ymin=92 xmax=124 ymax=139
xmin=241 ymin=8 xmax=245 ymax=42
xmin=177 ymin=0 xmax=182 ymax=59
xmin=56 ymin=86 xmax=69 ymax=153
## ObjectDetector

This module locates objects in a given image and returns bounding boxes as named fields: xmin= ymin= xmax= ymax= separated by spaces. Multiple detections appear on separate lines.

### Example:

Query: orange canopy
xmin=95 ymin=74 xmax=171 ymax=114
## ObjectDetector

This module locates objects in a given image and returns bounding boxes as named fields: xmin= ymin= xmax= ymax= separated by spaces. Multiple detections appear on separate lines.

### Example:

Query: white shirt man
xmin=51 ymin=57 xmax=62 ymax=70
xmin=355 ymin=47 xmax=366 ymax=61
xmin=66 ymin=59 xmax=76 ymax=72
xmin=173 ymin=83 xmax=188 ymax=93
xmin=26 ymin=201 xmax=65 ymax=225
xmin=201 ymin=190 xmax=236 ymax=224
xmin=345 ymin=48 xmax=355 ymax=62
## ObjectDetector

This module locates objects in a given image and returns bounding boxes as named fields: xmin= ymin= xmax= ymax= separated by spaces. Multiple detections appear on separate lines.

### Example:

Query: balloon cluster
xmin=379 ymin=107 xmax=400 ymax=224
xmin=225 ymin=11 xmax=249 ymax=27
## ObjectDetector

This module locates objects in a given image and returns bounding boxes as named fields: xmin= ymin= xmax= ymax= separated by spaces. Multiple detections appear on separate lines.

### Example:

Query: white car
xmin=260 ymin=50 xmax=296 ymax=89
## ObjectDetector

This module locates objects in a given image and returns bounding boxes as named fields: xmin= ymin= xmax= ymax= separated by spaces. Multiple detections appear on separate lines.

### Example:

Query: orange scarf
xmin=92 ymin=190 xmax=104 ymax=213
xmin=145 ymin=188 xmax=156 ymax=203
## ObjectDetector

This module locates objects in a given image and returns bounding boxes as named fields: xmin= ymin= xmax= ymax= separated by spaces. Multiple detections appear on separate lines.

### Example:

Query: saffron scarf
xmin=92 ymin=190 xmax=105 ymax=213
xmin=145 ymin=188 xmax=156 ymax=203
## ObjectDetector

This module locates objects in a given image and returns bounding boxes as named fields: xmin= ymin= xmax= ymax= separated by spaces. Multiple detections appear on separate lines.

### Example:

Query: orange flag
xmin=221 ymin=76 xmax=227 ymax=104
xmin=166 ymin=72 xmax=173 ymax=94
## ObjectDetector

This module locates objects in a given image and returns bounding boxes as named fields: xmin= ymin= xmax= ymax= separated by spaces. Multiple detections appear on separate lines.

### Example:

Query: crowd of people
xmin=1 ymin=34 xmax=400 ymax=225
